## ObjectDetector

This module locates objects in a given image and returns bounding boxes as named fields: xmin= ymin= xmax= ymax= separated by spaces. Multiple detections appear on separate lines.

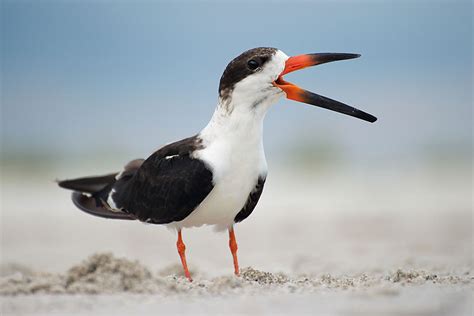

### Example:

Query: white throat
xmin=201 ymin=98 xmax=270 ymax=142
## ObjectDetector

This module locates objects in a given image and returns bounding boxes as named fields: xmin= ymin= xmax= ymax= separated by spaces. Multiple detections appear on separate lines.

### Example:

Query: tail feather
xmin=58 ymin=173 xmax=136 ymax=221
xmin=57 ymin=173 xmax=118 ymax=194
xmin=59 ymin=159 xmax=144 ymax=221
xmin=71 ymin=192 xmax=136 ymax=220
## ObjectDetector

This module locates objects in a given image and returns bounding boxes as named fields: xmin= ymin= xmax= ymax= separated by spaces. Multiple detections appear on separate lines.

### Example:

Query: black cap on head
xmin=219 ymin=47 xmax=277 ymax=99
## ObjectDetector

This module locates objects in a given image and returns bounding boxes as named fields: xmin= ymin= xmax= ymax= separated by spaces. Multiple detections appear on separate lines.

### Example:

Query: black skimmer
xmin=58 ymin=47 xmax=376 ymax=281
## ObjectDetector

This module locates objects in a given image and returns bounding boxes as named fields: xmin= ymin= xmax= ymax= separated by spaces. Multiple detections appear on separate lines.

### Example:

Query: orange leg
xmin=176 ymin=230 xmax=192 ymax=281
xmin=228 ymin=227 xmax=240 ymax=276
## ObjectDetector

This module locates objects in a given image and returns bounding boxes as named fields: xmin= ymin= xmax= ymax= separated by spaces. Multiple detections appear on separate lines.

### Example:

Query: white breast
xmin=176 ymin=141 xmax=266 ymax=231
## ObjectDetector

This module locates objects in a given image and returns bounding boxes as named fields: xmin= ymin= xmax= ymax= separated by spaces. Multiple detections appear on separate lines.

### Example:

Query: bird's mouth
xmin=272 ymin=53 xmax=377 ymax=123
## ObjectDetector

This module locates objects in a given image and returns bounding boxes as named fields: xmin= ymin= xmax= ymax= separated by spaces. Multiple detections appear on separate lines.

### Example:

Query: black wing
xmin=111 ymin=136 xmax=214 ymax=224
xmin=234 ymin=176 xmax=266 ymax=223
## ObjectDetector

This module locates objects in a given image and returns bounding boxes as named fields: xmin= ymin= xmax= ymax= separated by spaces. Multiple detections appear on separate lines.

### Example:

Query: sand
xmin=1 ymin=252 xmax=472 ymax=315
xmin=1 ymin=252 xmax=471 ymax=295
xmin=1 ymin=165 xmax=472 ymax=315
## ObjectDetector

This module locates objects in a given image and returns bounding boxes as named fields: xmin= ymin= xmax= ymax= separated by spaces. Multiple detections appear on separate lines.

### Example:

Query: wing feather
xmin=110 ymin=136 xmax=214 ymax=224
xmin=234 ymin=176 xmax=266 ymax=223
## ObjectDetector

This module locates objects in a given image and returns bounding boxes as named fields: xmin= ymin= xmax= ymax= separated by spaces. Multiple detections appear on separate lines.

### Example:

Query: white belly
xmin=169 ymin=134 xmax=267 ymax=231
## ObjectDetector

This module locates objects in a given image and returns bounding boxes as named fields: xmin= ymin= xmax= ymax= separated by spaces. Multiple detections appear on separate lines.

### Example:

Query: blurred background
xmin=1 ymin=0 xmax=472 ymax=286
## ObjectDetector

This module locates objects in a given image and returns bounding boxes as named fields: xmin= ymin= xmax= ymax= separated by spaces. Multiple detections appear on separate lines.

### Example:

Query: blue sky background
xmin=1 ymin=0 xmax=472 ymax=167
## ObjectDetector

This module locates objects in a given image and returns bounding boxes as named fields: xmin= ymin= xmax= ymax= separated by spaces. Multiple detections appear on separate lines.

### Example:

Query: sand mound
xmin=240 ymin=267 xmax=289 ymax=285
xmin=0 ymin=253 xmax=160 ymax=295
xmin=0 ymin=253 xmax=471 ymax=296
xmin=65 ymin=253 xmax=158 ymax=294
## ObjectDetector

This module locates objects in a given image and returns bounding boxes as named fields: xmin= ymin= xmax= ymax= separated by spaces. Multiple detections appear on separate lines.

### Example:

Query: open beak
xmin=273 ymin=53 xmax=377 ymax=123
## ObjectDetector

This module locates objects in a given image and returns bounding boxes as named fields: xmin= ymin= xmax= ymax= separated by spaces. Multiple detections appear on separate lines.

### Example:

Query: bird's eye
xmin=247 ymin=59 xmax=259 ymax=70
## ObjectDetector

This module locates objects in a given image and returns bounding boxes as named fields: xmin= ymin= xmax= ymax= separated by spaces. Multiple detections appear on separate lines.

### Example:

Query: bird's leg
xmin=176 ymin=230 xmax=192 ymax=281
xmin=228 ymin=227 xmax=240 ymax=276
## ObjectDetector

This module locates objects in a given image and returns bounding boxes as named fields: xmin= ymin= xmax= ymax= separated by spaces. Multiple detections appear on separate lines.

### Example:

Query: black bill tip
xmin=309 ymin=53 xmax=361 ymax=66
xmin=300 ymin=90 xmax=377 ymax=123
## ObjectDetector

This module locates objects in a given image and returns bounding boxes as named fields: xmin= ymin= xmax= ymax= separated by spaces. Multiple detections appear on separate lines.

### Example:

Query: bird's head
xmin=218 ymin=47 xmax=376 ymax=123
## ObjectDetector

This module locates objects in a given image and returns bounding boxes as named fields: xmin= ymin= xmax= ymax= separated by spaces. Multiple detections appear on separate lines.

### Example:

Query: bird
xmin=58 ymin=47 xmax=376 ymax=281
